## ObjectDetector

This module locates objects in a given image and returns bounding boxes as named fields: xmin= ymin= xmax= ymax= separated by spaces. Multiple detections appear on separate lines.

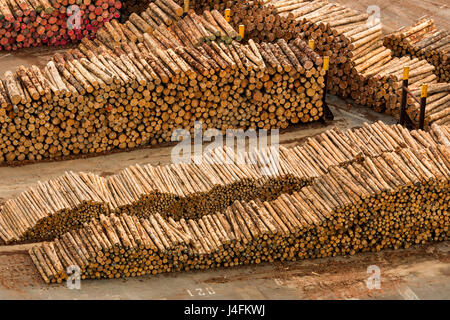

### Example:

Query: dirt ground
xmin=0 ymin=240 xmax=448 ymax=300
xmin=0 ymin=44 xmax=76 ymax=77
xmin=1 ymin=98 xmax=448 ymax=301
xmin=334 ymin=0 xmax=450 ymax=32
xmin=0 ymin=0 xmax=448 ymax=300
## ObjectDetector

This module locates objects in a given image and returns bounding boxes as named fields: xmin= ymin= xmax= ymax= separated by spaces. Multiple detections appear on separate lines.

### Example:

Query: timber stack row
xmin=120 ymin=0 xmax=152 ymax=20
xmin=112 ymin=0 xmax=449 ymax=127
xmin=403 ymin=83 xmax=450 ymax=127
xmin=123 ymin=0 xmax=304 ymax=42
xmin=28 ymin=126 xmax=449 ymax=283
xmin=259 ymin=0 xmax=444 ymax=121
xmin=175 ymin=0 xmax=448 ymax=126
xmin=384 ymin=19 xmax=449 ymax=82
xmin=0 ymin=0 xmax=122 ymax=50
xmin=226 ymin=0 xmax=305 ymax=42
xmin=1 ymin=121 xmax=449 ymax=244
xmin=0 ymin=1 xmax=326 ymax=164
xmin=120 ymin=0 xmax=179 ymax=21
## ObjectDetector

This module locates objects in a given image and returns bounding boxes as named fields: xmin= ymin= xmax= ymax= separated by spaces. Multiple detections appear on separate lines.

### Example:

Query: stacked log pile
xmin=121 ymin=0 xmax=242 ymax=21
xmin=121 ymin=0 xmax=154 ymax=20
xmin=191 ymin=0 xmax=305 ymax=43
xmin=105 ymin=0 xmax=447 ymax=125
xmin=120 ymin=0 xmax=304 ymax=42
xmin=167 ymin=0 xmax=445 ymax=123
xmin=0 ymin=3 xmax=325 ymax=164
xmin=228 ymin=0 xmax=307 ymax=42
xmin=257 ymin=0 xmax=438 ymax=115
xmin=366 ymin=55 xmax=438 ymax=121
xmin=384 ymin=19 xmax=449 ymax=82
xmin=1 ymin=121 xmax=449 ymax=244
xmin=0 ymin=0 xmax=122 ymax=50
xmin=28 ymin=130 xmax=449 ymax=282
xmin=403 ymin=83 xmax=450 ymax=126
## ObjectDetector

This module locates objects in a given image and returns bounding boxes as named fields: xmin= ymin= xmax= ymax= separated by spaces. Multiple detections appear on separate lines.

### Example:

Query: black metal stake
xmin=399 ymin=66 xmax=409 ymax=126
xmin=320 ymin=56 xmax=334 ymax=121
xmin=322 ymin=71 xmax=328 ymax=109
xmin=419 ymin=96 xmax=427 ymax=130
xmin=399 ymin=78 xmax=408 ymax=126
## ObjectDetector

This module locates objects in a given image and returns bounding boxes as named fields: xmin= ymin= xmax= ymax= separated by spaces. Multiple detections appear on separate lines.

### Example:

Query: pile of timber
xmin=384 ymin=19 xmax=449 ymax=82
xmin=120 ymin=1 xmax=243 ymax=21
xmin=121 ymin=0 xmax=304 ymax=42
xmin=1 ymin=121 xmax=449 ymax=244
xmin=121 ymin=0 xmax=153 ymax=20
xmin=229 ymin=0 xmax=305 ymax=42
xmin=187 ymin=0 xmax=305 ymax=43
xmin=28 ymin=131 xmax=450 ymax=282
xmin=0 ymin=3 xmax=325 ymax=164
xmin=121 ymin=0 xmax=447 ymax=125
xmin=100 ymin=5 xmax=244 ymax=47
xmin=404 ymin=83 xmax=450 ymax=127
xmin=258 ymin=0 xmax=440 ymax=116
xmin=120 ymin=0 xmax=192 ymax=21
xmin=0 ymin=0 xmax=122 ymax=50
xmin=368 ymin=55 xmax=440 ymax=124
xmin=177 ymin=0 xmax=445 ymax=122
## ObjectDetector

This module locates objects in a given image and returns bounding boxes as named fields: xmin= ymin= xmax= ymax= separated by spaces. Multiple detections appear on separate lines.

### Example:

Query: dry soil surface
xmin=333 ymin=0 xmax=449 ymax=32
xmin=0 ymin=0 xmax=448 ymax=300
xmin=0 ymin=241 xmax=448 ymax=299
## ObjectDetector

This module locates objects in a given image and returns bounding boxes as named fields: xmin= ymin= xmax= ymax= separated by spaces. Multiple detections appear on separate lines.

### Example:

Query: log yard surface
xmin=0 ymin=0 xmax=448 ymax=300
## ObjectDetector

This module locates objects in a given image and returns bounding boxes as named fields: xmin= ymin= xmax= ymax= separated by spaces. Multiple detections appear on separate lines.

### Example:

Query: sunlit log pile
xmin=120 ymin=0 xmax=306 ymax=42
xmin=120 ymin=0 xmax=153 ymax=20
xmin=121 ymin=1 xmax=239 ymax=22
xmin=161 ymin=0 xmax=446 ymax=122
xmin=257 ymin=0 xmax=443 ymax=117
xmin=28 ymin=126 xmax=450 ymax=282
xmin=0 ymin=0 xmax=122 ymax=50
xmin=48 ymin=0 xmax=446 ymax=126
xmin=120 ymin=0 xmax=188 ymax=21
xmin=384 ymin=19 xmax=449 ymax=82
xmin=403 ymin=83 xmax=450 ymax=127
xmin=187 ymin=0 xmax=304 ymax=43
xmin=0 ymin=0 xmax=325 ymax=164
xmin=1 ymin=121 xmax=449 ymax=245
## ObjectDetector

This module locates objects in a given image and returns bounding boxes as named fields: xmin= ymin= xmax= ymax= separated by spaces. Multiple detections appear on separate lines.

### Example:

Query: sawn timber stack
xmin=0 ymin=2 xmax=325 ymax=164
xmin=384 ymin=19 xmax=449 ymax=82
xmin=174 ymin=0 xmax=447 ymax=124
xmin=28 ymin=123 xmax=450 ymax=283
xmin=1 ymin=121 xmax=449 ymax=245
xmin=0 ymin=0 xmax=122 ymax=50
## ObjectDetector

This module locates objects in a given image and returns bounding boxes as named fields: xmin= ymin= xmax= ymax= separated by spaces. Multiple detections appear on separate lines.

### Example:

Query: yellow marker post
xmin=323 ymin=56 xmax=329 ymax=71
xmin=239 ymin=25 xmax=245 ymax=39
xmin=184 ymin=0 xmax=189 ymax=14
xmin=419 ymin=84 xmax=428 ymax=129
xmin=308 ymin=39 xmax=315 ymax=50
xmin=224 ymin=9 xmax=231 ymax=22
xmin=399 ymin=66 xmax=410 ymax=125
xmin=403 ymin=66 xmax=410 ymax=80
xmin=421 ymin=84 xmax=428 ymax=98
